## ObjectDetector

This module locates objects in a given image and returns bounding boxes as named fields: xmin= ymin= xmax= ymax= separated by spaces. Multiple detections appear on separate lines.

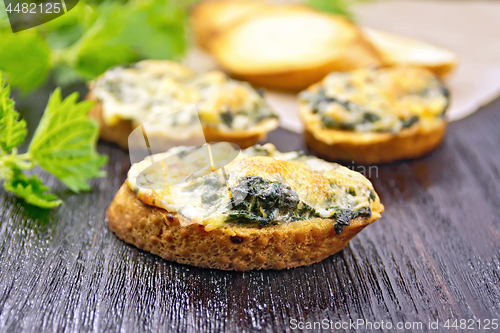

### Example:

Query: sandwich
xmin=87 ymin=60 xmax=279 ymax=149
xmin=106 ymin=143 xmax=384 ymax=270
xmin=299 ymin=66 xmax=450 ymax=164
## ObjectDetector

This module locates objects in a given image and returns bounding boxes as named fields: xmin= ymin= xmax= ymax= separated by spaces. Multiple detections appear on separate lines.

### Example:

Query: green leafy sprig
xmin=0 ymin=73 xmax=107 ymax=208
xmin=0 ymin=0 xmax=196 ymax=92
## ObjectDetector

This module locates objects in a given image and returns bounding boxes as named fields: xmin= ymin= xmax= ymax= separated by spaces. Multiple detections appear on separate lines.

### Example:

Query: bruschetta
xmin=87 ymin=60 xmax=279 ymax=149
xmin=106 ymin=143 xmax=384 ymax=270
xmin=299 ymin=66 xmax=450 ymax=164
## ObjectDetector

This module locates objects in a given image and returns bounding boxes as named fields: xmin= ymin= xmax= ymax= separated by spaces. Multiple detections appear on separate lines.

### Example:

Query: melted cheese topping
xmin=91 ymin=60 xmax=276 ymax=130
xmin=127 ymin=143 xmax=377 ymax=229
xmin=300 ymin=66 xmax=449 ymax=133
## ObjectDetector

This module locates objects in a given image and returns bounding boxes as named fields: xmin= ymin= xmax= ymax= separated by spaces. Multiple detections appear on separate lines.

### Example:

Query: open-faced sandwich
xmin=106 ymin=143 xmax=383 ymax=270
xmin=300 ymin=66 xmax=450 ymax=164
xmin=87 ymin=60 xmax=279 ymax=149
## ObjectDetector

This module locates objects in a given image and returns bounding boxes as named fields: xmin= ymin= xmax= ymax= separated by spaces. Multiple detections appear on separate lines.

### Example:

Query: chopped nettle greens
xmin=227 ymin=176 xmax=315 ymax=227
xmin=0 ymin=73 xmax=107 ymax=208
xmin=226 ymin=175 xmax=372 ymax=233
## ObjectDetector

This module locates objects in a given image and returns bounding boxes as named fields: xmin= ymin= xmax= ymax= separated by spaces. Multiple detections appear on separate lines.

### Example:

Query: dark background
xmin=0 ymin=82 xmax=499 ymax=332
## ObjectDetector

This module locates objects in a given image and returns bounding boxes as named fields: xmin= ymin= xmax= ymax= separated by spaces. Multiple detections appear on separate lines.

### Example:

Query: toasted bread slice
xmin=299 ymin=66 xmax=450 ymax=164
xmin=87 ymin=95 xmax=278 ymax=150
xmin=363 ymin=28 xmax=457 ymax=77
xmin=210 ymin=8 xmax=383 ymax=91
xmin=86 ymin=61 xmax=279 ymax=149
xmin=191 ymin=0 xmax=272 ymax=50
xmin=107 ymin=144 xmax=383 ymax=270
xmin=107 ymin=184 xmax=383 ymax=270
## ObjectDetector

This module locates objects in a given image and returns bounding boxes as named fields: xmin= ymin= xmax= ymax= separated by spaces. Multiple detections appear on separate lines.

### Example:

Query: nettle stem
xmin=0 ymin=150 xmax=33 ymax=171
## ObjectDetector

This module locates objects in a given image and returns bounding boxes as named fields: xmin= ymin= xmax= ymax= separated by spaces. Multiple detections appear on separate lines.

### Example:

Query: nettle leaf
xmin=0 ymin=75 xmax=27 ymax=153
xmin=74 ymin=0 xmax=190 ymax=78
xmin=0 ymin=29 xmax=51 ymax=92
xmin=29 ymin=88 xmax=107 ymax=192
xmin=3 ymin=169 xmax=61 ymax=208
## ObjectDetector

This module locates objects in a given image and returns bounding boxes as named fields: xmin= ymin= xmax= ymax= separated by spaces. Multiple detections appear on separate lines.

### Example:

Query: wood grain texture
xmin=0 ymin=85 xmax=499 ymax=332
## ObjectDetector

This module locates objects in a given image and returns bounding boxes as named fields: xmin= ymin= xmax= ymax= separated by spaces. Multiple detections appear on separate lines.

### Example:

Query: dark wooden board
xmin=0 ymin=84 xmax=499 ymax=332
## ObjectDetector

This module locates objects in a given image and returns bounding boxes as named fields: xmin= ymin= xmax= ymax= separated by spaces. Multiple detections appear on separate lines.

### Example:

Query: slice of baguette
xmin=299 ymin=69 xmax=450 ymax=164
xmin=86 ymin=93 xmax=278 ymax=150
xmin=210 ymin=8 xmax=383 ymax=91
xmin=191 ymin=0 xmax=272 ymax=50
xmin=107 ymin=184 xmax=383 ymax=271
xmin=363 ymin=28 xmax=457 ymax=77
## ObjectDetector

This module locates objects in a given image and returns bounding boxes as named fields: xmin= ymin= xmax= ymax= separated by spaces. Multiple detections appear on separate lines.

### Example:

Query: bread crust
xmin=107 ymin=184 xmax=384 ymax=271
xmin=300 ymin=100 xmax=447 ymax=164
xmin=304 ymin=120 xmax=447 ymax=164
xmin=86 ymin=93 xmax=278 ymax=150
xmin=87 ymin=95 xmax=133 ymax=149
